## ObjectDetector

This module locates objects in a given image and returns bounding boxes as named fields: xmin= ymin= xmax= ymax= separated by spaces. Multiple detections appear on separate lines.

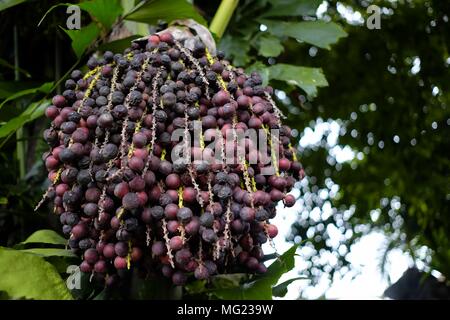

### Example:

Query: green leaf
xmin=266 ymin=63 xmax=328 ymax=97
xmin=78 ymin=0 xmax=123 ymax=29
xmin=210 ymin=273 xmax=248 ymax=289
xmin=129 ymin=270 xmax=182 ymax=299
xmin=212 ymin=279 xmax=273 ymax=300
xmin=0 ymin=197 xmax=7 ymax=204
xmin=37 ymin=3 xmax=68 ymax=27
xmin=19 ymin=229 xmax=67 ymax=247
xmin=272 ymin=277 xmax=307 ymax=297
xmin=69 ymin=270 xmax=97 ymax=300
xmin=261 ymin=20 xmax=347 ymax=50
xmin=62 ymin=22 xmax=101 ymax=58
xmin=45 ymin=256 xmax=79 ymax=274
xmin=264 ymin=244 xmax=298 ymax=283
xmin=218 ymin=34 xmax=249 ymax=67
xmin=256 ymin=34 xmax=284 ymax=57
xmin=262 ymin=0 xmax=322 ymax=17
xmin=19 ymin=248 xmax=76 ymax=258
xmin=0 ymin=0 xmax=26 ymax=11
xmin=185 ymin=273 xmax=249 ymax=297
xmin=210 ymin=245 xmax=299 ymax=300
xmin=92 ymin=289 xmax=108 ymax=300
xmin=125 ymin=0 xmax=206 ymax=26
xmin=0 ymin=247 xmax=73 ymax=300
xmin=0 ymin=81 xmax=43 ymax=99
xmin=185 ymin=279 xmax=208 ymax=295
xmin=0 ymin=99 xmax=50 ymax=138
xmin=39 ymin=0 xmax=122 ymax=30
xmin=0 ymin=57 xmax=31 ymax=78
xmin=98 ymin=35 xmax=142 ymax=53
xmin=0 ymin=82 xmax=53 ymax=111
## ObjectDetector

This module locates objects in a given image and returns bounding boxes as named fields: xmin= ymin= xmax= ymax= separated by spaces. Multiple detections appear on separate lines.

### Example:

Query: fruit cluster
xmin=39 ymin=31 xmax=304 ymax=287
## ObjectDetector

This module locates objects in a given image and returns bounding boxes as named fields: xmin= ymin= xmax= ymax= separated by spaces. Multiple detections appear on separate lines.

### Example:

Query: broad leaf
xmin=0 ymin=99 xmax=50 ymax=138
xmin=98 ymin=35 xmax=142 ymax=53
xmin=45 ymin=256 xmax=79 ymax=274
xmin=210 ymin=245 xmax=299 ymax=300
xmin=0 ymin=247 xmax=73 ymax=300
xmin=0 ymin=82 xmax=52 ymax=111
xmin=0 ymin=81 xmax=42 ymax=99
xmin=218 ymin=34 xmax=249 ymax=67
xmin=39 ymin=0 xmax=122 ymax=30
xmin=212 ymin=279 xmax=273 ymax=300
xmin=63 ymin=22 xmax=101 ymax=58
xmin=92 ymin=289 xmax=108 ymax=300
xmin=210 ymin=273 xmax=248 ymax=289
xmin=19 ymin=229 xmax=67 ymax=247
xmin=264 ymin=244 xmax=298 ymax=283
xmin=129 ymin=270 xmax=182 ymax=299
xmin=262 ymin=0 xmax=322 ymax=17
xmin=78 ymin=0 xmax=123 ymax=29
xmin=185 ymin=279 xmax=208 ymax=295
xmin=38 ymin=3 xmax=72 ymax=27
xmin=20 ymin=248 xmax=76 ymax=258
xmin=125 ymin=0 xmax=206 ymax=26
xmin=266 ymin=63 xmax=328 ymax=97
xmin=256 ymin=34 xmax=284 ymax=57
xmin=261 ymin=20 xmax=347 ymax=50
xmin=272 ymin=277 xmax=307 ymax=297
xmin=0 ymin=0 xmax=26 ymax=11
xmin=185 ymin=273 xmax=249 ymax=297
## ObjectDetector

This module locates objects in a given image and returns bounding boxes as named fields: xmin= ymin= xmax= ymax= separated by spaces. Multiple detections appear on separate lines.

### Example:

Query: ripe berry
xmin=172 ymin=271 xmax=187 ymax=286
xmin=52 ymin=95 xmax=66 ymax=107
xmin=266 ymin=224 xmax=278 ymax=238
xmin=122 ymin=192 xmax=140 ymax=210
xmin=159 ymin=32 xmax=174 ymax=44
xmin=177 ymin=207 xmax=193 ymax=223
xmin=283 ymin=194 xmax=296 ymax=207
xmin=164 ymin=203 xmax=179 ymax=219
xmin=182 ymin=187 xmax=196 ymax=203
xmin=84 ymin=248 xmax=98 ymax=264
xmin=169 ymin=236 xmax=183 ymax=251
xmin=114 ymin=256 xmax=127 ymax=269
xmin=152 ymin=241 xmax=166 ymax=256
xmin=165 ymin=173 xmax=181 ymax=189
xmin=212 ymin=90 xmax=230 ymax=106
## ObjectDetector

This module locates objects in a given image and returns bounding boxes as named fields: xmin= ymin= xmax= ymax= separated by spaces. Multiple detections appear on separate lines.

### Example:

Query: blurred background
xmin=0 ymin=0 xmax=449 ymax=299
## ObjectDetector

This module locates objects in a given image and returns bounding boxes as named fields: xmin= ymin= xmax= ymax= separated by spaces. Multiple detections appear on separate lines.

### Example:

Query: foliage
xmin=208 ymin=0 xmax=346 ymax=98
xmin=185 ymin=245 xmax=301 ymax=299
xmin=284 ymin=0 xmax=450 ymax=287
xmin=0 ymin=229 xmax=76 ymax=300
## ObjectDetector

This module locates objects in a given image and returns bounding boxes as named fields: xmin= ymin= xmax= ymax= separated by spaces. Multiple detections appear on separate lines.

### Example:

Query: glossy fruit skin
xmin=41 ymin=31 xmax=303 ymax=286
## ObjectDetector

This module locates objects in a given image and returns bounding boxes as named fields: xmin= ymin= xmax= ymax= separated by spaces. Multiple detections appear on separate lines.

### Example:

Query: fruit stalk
xmin=209 ymin=0 xmax=239 ymax=38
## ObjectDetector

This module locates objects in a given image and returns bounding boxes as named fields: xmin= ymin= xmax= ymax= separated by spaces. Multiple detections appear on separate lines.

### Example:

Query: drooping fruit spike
xmin=37 ymin=29 xmax=304 ymax=284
